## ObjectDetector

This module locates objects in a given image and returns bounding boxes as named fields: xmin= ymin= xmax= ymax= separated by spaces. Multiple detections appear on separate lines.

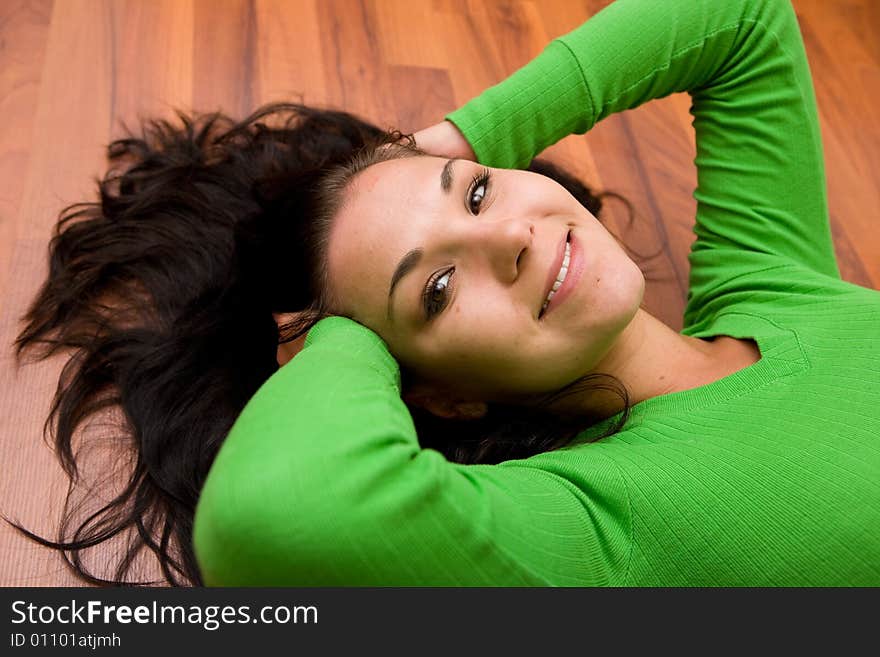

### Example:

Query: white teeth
xmin=541 ymin=240 xmax=571 ymax=315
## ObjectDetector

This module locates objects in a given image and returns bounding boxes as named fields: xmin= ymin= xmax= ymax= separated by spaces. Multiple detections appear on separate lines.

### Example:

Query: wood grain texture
xmin=1 ymin=0 xmax=877 ymax=586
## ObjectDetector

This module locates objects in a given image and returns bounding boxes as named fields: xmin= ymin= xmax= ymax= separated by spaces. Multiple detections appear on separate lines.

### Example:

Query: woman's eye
xmin=467 ymin=170 xmax=490 ymax=214
xmin=423 ymin=268 xmax=454 ymax=319
xmin=469 ymin=183 xmax=485 ymax=213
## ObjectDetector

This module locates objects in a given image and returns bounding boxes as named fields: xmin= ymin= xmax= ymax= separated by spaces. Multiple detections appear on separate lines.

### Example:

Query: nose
xmin=468 ymin=217 xmax=534 ymax=283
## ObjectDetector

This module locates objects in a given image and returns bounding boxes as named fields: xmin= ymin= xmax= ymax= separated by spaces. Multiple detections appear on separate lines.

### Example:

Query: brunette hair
xmin=9 ymin=102 xmax=644 ymax=587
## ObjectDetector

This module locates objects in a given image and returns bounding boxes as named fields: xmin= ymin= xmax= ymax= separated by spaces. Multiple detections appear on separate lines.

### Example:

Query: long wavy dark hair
xmin=8 ymin=102 xmax=650 ymax=587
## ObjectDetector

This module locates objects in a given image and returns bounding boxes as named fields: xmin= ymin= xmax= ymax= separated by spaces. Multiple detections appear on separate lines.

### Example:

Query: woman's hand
xmin=412 ymin=120 xmax=477 ymax=161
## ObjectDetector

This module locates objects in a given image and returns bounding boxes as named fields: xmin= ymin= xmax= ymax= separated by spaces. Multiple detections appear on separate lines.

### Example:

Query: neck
xmin=547 ymin=308 xmax=723 ymax=421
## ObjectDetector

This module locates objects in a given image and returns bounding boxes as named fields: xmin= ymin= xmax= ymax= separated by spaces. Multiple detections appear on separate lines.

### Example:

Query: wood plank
xmin=0 ymin=0 xmax=53 ymax=315
xmin=1 ymin=0 xmax=118 ymax=586
xmin=315 ymin=0 xmax=396 ymax=124
xmin=193 ymin=0 xmax=258 ymax=117
xmin=389 ymin=65 xmax=456 ymax=133
xmin=795 ymin=7 xmax=879 ymax=287
xmin=254 ymin=0 xmax=327 ymax=105
xmin=109 ymin=0 xmax=194 ymax=123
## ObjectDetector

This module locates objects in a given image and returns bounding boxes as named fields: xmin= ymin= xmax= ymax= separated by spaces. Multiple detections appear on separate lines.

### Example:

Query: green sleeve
xmin=193 ymin=316 xmax=630 ymax=586
xmin=446 ymin=0 xmax=841 ymax=317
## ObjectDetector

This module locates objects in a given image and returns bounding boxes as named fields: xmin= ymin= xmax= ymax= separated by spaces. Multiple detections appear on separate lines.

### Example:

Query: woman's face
xmin=325 ymin=155 xmax=645 ymax=404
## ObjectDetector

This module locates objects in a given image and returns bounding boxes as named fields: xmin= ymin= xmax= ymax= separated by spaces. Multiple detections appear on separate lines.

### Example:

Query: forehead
xmin=326 ymin=155 xmax=445 ymax=327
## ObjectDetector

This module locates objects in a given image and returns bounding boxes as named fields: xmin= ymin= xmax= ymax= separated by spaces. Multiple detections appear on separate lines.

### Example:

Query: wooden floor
xmin=1 ymin=0 xmax=878 ymax=586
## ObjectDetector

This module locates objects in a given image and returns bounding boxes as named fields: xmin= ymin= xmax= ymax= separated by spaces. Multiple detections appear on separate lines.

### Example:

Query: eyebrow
xmin=387 ymin=248 xmax=423 ymax=321
xmin=386 ymin=159 xmax=458 ymax=322
xmin=440 ymin=157 xmax=458 ymax=194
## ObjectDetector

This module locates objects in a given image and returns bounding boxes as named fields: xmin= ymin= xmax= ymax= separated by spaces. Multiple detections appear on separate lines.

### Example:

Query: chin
xmin=620 ymin=261 xmax=646 ymax=327
xmin=600 ymin=256 xmax=645 ymax=321
xmin=580 ymin=259 xmax=644 ymax=356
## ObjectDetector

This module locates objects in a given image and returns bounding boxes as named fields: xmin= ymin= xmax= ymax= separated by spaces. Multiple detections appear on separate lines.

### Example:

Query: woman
xmin=16 ymin=0 xmax=880 ymax=586
xmin=11 ymin=105 xmax=622 ymax=585
xmin=194 ymin=0 xmax=880 ymax=586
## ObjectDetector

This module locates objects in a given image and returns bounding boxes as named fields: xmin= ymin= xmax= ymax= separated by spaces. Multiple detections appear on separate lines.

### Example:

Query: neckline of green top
xmin=572 ymin=311 xmax=809 ymax=443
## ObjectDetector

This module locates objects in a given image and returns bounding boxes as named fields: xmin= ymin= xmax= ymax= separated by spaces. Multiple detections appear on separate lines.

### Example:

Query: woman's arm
xmin=193 ymin=317 xmax=630 ymax=585
xmin=446 ymin=0 xmax=840 ymax=299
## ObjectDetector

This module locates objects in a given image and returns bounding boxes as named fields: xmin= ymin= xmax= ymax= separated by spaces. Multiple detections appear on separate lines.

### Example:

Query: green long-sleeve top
xmin=193 ymin=0 xmax=880 ymax=585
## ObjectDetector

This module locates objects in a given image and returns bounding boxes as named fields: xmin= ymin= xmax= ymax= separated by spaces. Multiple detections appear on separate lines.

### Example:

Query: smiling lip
xmin=540 ymin=230 xmax=569 ymax=318
xmin=540 ymin=229 xmax=583 ymax=319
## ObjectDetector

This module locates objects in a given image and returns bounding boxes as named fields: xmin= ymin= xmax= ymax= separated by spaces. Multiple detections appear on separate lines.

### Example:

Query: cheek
xmin=446 ymin=295 xmax=529 ymax=352
xmin=398 ymin=309 xmax=515 ymax=383
xmin=413 ymin=303 xmax=563 ymax=392
xmin=518 ymin=176 xmax=576 ymax=215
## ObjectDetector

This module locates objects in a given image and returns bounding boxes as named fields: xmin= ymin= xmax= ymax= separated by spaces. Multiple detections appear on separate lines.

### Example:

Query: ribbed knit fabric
xmin=193 ymin=0 xmax=880 ymax=586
